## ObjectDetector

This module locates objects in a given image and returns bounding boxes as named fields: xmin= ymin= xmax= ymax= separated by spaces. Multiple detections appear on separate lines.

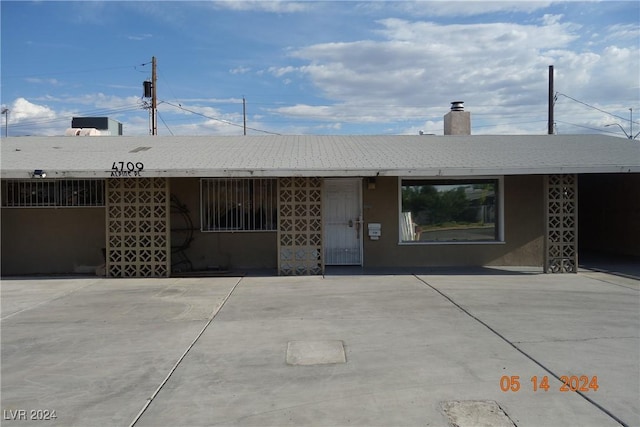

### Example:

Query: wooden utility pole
xmin=152 ymin=56 xmax=157 ymax=136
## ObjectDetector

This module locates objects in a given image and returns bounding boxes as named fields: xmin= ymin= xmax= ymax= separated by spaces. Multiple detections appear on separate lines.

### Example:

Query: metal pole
xmin=1 ymin=108 xmax=8 ymax=138
xmin=243 ymin=96 xmax=247 ymax=136
xmin=152 ymin=56 xmax=157 ymax=136
xmin=548 ymin=65 xmax=554 ymax=135
xmin=630 ymin=108 xmax=633 ymax=140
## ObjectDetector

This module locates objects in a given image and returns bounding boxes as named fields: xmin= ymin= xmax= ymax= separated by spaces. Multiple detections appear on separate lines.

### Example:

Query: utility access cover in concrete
xmin=441 ymin=400 xmax=516 ymax=427
xmin=286 ymin=340 xmax=346 ymax=366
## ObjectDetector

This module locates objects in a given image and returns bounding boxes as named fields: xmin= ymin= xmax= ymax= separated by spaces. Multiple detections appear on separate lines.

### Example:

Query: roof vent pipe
xmin=450 ymin=101 xmax=465 ymax=111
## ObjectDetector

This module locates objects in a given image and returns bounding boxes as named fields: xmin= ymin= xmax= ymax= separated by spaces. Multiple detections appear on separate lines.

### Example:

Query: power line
xmin=8 ymin=104 xmax=143 ymax=129
xmin=157 ymin=110 xmax=174 ymax=136
xmin=161 ymin=100 xmax=280 ymax=135
xmin=157 ymin=71 xmax=182 ymax=107
xmin=3 ymin=64 xmax=143 ymax=80
xmin=555 ymin=120 xmax=623 ymax=135
xmin=473 ymin=119 xmax=547 ymax=129
xmin=556 ymin=92 xmax=639 ymax=125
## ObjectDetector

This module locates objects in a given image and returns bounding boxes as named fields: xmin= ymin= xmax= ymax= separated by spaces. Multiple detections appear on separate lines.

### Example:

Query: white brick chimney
xmin=444 ymin=101 xmax=471 ymax=135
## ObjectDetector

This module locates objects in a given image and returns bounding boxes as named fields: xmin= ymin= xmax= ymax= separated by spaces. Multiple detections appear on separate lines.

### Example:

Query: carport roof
xmin=1 ymin=134 xmax=639 ymax=179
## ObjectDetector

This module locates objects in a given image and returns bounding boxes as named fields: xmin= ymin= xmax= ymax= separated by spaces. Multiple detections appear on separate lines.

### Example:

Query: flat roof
xmin=1 ymin=134 xmax=639 ymax=179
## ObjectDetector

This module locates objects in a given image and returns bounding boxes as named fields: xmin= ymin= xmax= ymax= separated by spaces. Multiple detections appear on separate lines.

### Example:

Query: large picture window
xmin=400 ymin=178 xmax=501 ymax=243
xmin=201 ymin=178 xmax=277 ymax=232
xmin=2 ymin=179 xmax=105 ymax=207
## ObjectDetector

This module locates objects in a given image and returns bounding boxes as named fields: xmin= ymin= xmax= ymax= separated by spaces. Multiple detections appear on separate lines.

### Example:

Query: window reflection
xmin=401 ymin=180 xmax=498 ymax=242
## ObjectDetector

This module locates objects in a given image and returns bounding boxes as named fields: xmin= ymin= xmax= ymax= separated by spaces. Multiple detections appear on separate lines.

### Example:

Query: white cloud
xmin=10 ymin=98 xmax=57 ymax=123
xmin=5 ymin=95 xmax=148 ymax=136
xmin=117 ymin=115 xmax=147 ymax=136
xmin=271 ymin=15 xmax=638 ymax=135
xmin=268 ymin=66 xmax=297 ymax=77
xmin=374 ymin=18 xmax=580 ymax=50
xmin=213 ymin=1 xmax=312 ymax=13
xmin=273 ymin=104 xmax=334 ymax=118
xmin=30 ymin=93 xmax=142 ymax=110
xmin=156 ymin=102 xmax=249 ymax=136
xmin=6 ymin=3 xmax=637 ymax=137
xmin=358 ymin=1 xmax=554 ymax=18
xmin=541 ymin=14 xmax=563 ymax=26
xmin=549 ymin=50 xmax=601 ymax=85
xmin=127 ymin=33 xmax=153 ymax=41
xmin=230 ymin=66 xmax=252 ymax=75
xmin=605 ymin=23 xmax=640 ymax=42
xmin=69 ymin=93 xmax=143 ymax=112
xmin=24 ymin=77 xmax=60 ymax=85
xmin=3 ymin=98 xmax=64 ymax=136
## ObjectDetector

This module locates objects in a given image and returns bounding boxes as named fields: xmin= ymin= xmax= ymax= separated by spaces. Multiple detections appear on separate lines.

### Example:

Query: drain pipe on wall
xmin=129 ymin=277 xmax=244 ymax=427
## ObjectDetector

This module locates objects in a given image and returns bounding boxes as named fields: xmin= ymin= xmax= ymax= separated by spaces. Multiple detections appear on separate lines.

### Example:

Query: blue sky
xmin=1 ymin=1 xmax=638 ymax=137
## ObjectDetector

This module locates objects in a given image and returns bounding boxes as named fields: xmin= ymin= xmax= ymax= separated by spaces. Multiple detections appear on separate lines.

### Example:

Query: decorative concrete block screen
xmin=106 ymin=178 xmax=171 ymax=277
xmin=544 ymin=174 xmax=578 ymax=273
xmin=278 ymin=177 xmax=324 ymax=275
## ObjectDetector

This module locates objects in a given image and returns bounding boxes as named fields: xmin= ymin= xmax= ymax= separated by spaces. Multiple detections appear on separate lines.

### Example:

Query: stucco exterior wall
xmin=362 ymin=175 xmax=544 ymax=267
xmin=0 ymin=174 xmax=552 ymax=275
xmin=579 ymin=173 xmax=640 ymax=257
xmin=1 ymin=208 xmax=106 ymax=275
xmin=170 ymin=178 xmax=277 ymax=271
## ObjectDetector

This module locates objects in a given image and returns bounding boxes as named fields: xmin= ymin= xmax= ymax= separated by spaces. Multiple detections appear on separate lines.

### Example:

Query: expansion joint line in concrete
xmin=412 ymin=275 xmax=630 ymax=427
xmin=0 ymin=280 xmax=100 ymax=322
xmin=579 ymin=271 xmax=640 ymax=291
xmin=128 ymin=277 xmax=244 ymax=427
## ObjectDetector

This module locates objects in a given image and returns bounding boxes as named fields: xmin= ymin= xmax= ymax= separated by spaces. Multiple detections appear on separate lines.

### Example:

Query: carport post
xmin=544 ymin=174 xmax=578 ymax=273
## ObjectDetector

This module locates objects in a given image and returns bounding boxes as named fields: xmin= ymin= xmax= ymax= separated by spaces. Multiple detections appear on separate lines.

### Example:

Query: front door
xmin=324 ymin=178 xmax=362 ymax=265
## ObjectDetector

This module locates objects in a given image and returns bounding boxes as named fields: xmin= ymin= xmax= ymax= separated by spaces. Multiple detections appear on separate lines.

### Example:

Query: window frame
xmin=200 ymin=178 xmax=278 ymax=232
xmin=1 ymin=179 xmax=106 ymax=208
xmin=398 ymin=176 xmax=505 ymax=245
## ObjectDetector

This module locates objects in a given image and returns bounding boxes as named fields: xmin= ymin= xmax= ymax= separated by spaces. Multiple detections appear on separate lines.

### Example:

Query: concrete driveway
xmin=1 ymin=270 xmax=638 ymax=427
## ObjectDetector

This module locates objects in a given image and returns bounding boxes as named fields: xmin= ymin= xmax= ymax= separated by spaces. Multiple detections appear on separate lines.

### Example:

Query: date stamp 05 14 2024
xmin=500 ymin=375 xmax=599 ymax=393
xmin=3 ymin=409 xmax=57 ymax=421
xmin=0 ymin=376 xmax=599 ymax=420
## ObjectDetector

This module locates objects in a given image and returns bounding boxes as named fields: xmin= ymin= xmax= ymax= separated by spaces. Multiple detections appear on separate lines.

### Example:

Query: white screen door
xmin=324 ymin=178 xmax=362 ymax=265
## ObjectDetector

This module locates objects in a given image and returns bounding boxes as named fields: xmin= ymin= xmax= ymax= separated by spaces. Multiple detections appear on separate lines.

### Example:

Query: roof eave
xmin=2 ymin=165 xmax=639 ymax=180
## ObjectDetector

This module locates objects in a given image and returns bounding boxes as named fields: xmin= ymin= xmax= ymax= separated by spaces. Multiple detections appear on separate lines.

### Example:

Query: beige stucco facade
xmin=361 ymin=175 xmax=544 ymax=268
xmin=2 ymin=173 xmax=638 ymax=276
xmin=1 ymin=208 xmax=106 ymax=275
xmin=170 ymin=178 xmax=277 ymax=271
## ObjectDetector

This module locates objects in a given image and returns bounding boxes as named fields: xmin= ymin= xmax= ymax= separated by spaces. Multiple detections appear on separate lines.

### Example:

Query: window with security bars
xmin=2 ymin=179 xmax=105 ymax=207
xmin=201 ymin=178 xmax=278 ymax=232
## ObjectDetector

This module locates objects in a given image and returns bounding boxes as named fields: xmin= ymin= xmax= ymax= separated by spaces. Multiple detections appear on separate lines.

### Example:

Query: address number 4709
xmin=112 ymin=162 xmax=144 ymax=172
